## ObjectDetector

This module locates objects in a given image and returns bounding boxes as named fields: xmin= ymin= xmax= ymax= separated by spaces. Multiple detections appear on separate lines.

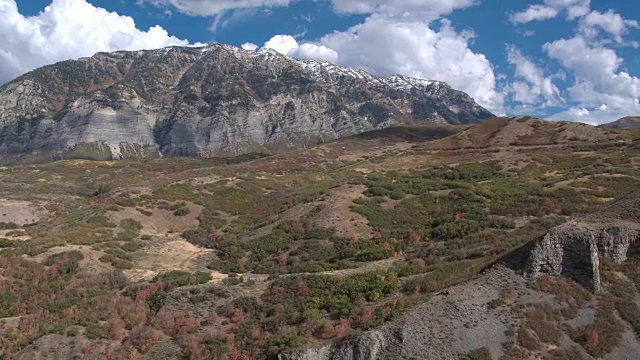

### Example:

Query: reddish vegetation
xmin=541 ymin=198 xmax=560 ymax=215
xmin=585 ymin=328 xmax=600 ymax=349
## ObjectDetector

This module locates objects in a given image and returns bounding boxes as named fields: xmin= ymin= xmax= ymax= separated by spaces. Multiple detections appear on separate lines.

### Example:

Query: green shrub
xmin=114 ymin=198 xmax=136 ymax=207
xmin=0 ymin=238 xmax=14 ymax=248
xmin=0 ymin=222 xmax=18 ymax=230
xmin=389 ymin=189 xmax=406 ymax=200
xmin=487 ymin=298 xmax=506 ymax=309
xmin=463 ymin=347 xmax=493 ymax=360
xmin=223 ymin=276 xmax=244 ymax=286
xmin=120 ymin=241 xmax=144 ymax=252
xmin=174 ymin=207 xmax=191 ymax=216
xmin=136 ymin=208 xmax=153 ymax=216
xmin=367 ymin=187 xmax=389 ymax=197
xmin=355 ymin=247 xmax=393 ymax=262
xmin=120 ymin=219 xmax=143 ymax=231
xmin=154 ymin=271 xmax=212 ymax=288
xmin=169 ymin=202 xmax=187 ymax=211
xmin=43 ymin=251 xmax=84 ymax=276
xmin=86 ymin=215 xmax=116 ymax=228
xmin=106 ymin=205 xmax=121 ymax=212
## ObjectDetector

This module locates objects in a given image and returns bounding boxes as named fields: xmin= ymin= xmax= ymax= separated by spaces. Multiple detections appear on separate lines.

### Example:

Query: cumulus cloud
xmin=508 ymin=0 xmax=639 ymax=123
xmin=544 ymin=36 xmax=640 ymax=123
xmin=259 ymin=16 xmax=503 ymax=113
xmin=510 ymin=0 xmax=590 ymax=24
xmin=578 ymin=10 xmax=639 ymax=43
xmin=0 ymin=0 xmax=192 ymax=84
xmin=506 ymin=45 xmax=563 ymax=107
xmin=143 ymin=0 xmax=292 ymax=16
xmin=509 ymin=5 xmax=557 ymax=24
xmin=262 ymin=35 xmax=339 ymax=63
xmin=241 ymin=42 xmax=259 ymax=51
xmin=263 ymin=35 xmax=300 ymax=55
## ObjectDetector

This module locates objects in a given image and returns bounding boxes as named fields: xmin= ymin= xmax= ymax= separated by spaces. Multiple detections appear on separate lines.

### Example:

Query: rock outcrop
xmin=278 ymin=331 xmax=391 ymax=360
xmin=525 ymin=223 xmax=640 ymax=292
xmin=0 ymin=43 xmax=494 ymax=162
xmin=526 ymin=192 xmax=640 ymax=293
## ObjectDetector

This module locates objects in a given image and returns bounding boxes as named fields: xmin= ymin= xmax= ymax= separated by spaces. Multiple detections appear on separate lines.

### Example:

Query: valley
xmin=0 ymin=117 xmax=638 ymax=359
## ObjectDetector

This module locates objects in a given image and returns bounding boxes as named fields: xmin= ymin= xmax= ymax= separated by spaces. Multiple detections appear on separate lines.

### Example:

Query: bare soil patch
xmin=108 ymin=202 xmax=203 ymax=235
xmin=208 ymin=271 xmax=228 ymax=284
xmin=0 ymin=199 xmax=48 ymax=225
xmin=311 ymin=184 xmax=373 ymax=239
xmin=124 ymin=237 xmax=215 ymax=282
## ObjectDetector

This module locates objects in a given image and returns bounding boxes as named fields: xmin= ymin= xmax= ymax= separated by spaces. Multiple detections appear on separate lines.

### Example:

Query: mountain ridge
xmin=0 ymin=43 xmax=494 ymax=163
xmin=603 ymin=116 xmax=640 ymax=130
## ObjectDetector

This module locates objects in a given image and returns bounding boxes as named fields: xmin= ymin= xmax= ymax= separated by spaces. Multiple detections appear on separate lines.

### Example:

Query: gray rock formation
xmin=0 ymin=43 xmax=494 ymax=162
xmin=526 ymin=191 xmax=640 ymax=293
xmin=279 ymin=331 xmax=390 ymax=360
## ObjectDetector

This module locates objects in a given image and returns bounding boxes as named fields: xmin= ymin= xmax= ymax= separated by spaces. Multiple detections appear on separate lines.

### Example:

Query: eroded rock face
xmin=598 ymin=224 xmax=639 ymax=262
xmin=526 ymin=222 xmax=640 ymax=293
xmin=279 ymin=331 xmax=390 ymax=360
xmin=0 ymin=44 xmax=494 ymax=162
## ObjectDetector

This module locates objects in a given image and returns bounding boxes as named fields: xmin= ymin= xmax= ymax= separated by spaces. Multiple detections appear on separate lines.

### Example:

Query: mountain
xmin=603 ymin=116 xmax=640 ymax=130
xmin=0 ymin=43 xmax=494 ymax=162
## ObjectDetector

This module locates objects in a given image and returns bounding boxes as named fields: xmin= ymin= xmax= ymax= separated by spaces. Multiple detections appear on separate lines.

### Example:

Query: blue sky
xmin=2 ymin=0 xmax=639 ymax=124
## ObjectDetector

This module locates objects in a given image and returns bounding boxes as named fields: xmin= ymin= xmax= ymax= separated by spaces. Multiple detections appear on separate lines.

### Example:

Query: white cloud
xmin=143 ymin=0 xmax=292 ymax=16
xmin=262 ymin=35 xmax=338 ymax=63
xmin=260 ymin=16 xmax=503 ymax=113
xmin=509 ymin=5 xmax=557 ymax=24
xmin=506 ymin=45 xmax=563 ymax=106
xmin=510 ymin=0 xmax=590 ymax=24
xmin=508 ymin=0 xmax=639 ymax=123
xmin=263 ymin=35 xmax=300 ymax=55
xmin=0 ymin=0 xmax=192 ymax=84
xmin=579 ymin=10 xmax=638 ymax=43
xmin=293 ymin=43 xmax=339 ymax=63
xmin=330 ymin=0 xmax=477 ymax=20
xmin=241 ymin=42 xmax=259 ymax=51
xmin=545 ymin=35 xmax=640 ymax=123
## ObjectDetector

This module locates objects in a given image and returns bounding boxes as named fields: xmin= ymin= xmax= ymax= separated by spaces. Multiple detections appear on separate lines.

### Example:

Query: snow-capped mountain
xmin=0 ymin=43 xmax=494 ymax=161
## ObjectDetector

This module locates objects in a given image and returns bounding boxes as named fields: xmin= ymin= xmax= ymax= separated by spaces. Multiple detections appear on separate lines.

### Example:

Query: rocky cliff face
xmin=0 ymin=44 xmax=494 ymax=162
xmin=525 ymin=223 xmax=638 ymax=293
xmin=526 ymin=192 xmax=640 ymax=293
xmin=279 ymin=331 xmax=391 ymax=360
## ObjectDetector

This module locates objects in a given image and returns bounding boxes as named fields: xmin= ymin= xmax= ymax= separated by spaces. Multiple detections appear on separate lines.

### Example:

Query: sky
xmin=1 ymin=0 xmax=639 ymax=124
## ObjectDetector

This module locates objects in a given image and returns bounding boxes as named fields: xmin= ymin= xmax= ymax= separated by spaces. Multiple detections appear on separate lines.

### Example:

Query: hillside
xmin=603 ymin=116 xmax=640 ymax=130
xmin=0 ymin=120 xmax=638 ymax=359
xmin=0 ymin=43 xmax=493 ymax=163
xmin=424 ymin=116 xmax=626 ymax=150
